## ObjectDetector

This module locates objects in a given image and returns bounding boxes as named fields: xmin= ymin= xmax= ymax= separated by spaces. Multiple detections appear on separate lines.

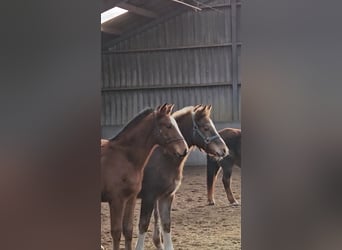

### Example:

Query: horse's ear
xmin=202 ymin=105 xmax=212 ymax=116
xmin=193 ymin=104 xmax=202 ymax=112
xmin=166 ymin=104 xmax=175 ymax=114
xmin=156 ymin=103 xmax=168 ymax=112
xmin=157 ymin=103 xmax=174 ymax=115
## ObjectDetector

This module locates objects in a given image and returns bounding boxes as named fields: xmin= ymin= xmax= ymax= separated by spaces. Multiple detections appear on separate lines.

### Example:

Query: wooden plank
xmin=116 ymin=2 xmax=158 ymax=18
xmin=103 ymin=42 xmax=242 ymax=54
xmin=101 ymin=82 xmax=241 ymax=92
xmin=101 ymin=26 xmax=123 ymax=35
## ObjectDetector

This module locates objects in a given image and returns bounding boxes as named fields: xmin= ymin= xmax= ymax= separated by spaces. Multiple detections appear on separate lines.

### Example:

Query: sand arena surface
xmin=101 ymin=165 xmax=241 ymax=250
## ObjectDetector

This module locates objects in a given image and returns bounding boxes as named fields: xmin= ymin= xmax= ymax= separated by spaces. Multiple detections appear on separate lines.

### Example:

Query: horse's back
xmin=218 ymin=128 xmax=241 ymax=167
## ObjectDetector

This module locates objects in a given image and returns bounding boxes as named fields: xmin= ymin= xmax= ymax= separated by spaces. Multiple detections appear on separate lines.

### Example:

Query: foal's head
xmin=154 ymin=104 xmax=189 ymax=158
xmin=192 ymin=105 xmax=229 ymax=160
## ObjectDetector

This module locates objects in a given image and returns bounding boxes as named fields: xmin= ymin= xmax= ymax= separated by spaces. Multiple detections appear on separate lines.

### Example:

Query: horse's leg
xmin=221 ymin=158 xmax=239 ymax=205
xmin=158 ymin=195 xmax=175 ymax=250
xmin=152 ymin=201 xmax=164 ymax=250
xmin=207 ymin=155 xmax=221 ymax=205
xmin=110 ymin=199 xmax=126 ymax=250
xmin=135 ymin=197 xmax=155 ymax=250
xmin=122 ymin=196 xmax=137 ymax=250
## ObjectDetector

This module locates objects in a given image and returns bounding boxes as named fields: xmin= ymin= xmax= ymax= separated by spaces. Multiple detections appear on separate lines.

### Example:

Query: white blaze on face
xmin=135 ymin=233 xmax=146 ymax=250
xmin=209 ymin=119 xmax=220 ymax=139
xmin=163 ymin=231 xmax=174 ymax=250
xmin=209 ymin=119 xmax=227 ymax=148
xmin=170 ymin=117 xmax=183 ymax=138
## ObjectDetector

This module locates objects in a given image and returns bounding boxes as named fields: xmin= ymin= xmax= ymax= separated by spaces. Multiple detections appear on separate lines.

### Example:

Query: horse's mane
xmin=172 ymin=106 xmax=194 ymax=119
xmin=109 ymin=108 xmax=154 ymax=141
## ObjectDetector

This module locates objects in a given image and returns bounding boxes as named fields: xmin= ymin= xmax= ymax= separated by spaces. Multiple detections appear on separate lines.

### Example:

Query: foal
xmin=207 ymin=128 xmax=241 ymax=205
xmin=135 ymin=105 xmax=229 ymax=250
xmin=101 ymin=104 xmax=188 ymax=250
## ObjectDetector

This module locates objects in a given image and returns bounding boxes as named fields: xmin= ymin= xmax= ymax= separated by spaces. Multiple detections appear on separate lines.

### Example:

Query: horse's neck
xmin=175 ymin=114 xmax=194 ymax=147
xmin=117 ymin=116 xmax=157 ymax=167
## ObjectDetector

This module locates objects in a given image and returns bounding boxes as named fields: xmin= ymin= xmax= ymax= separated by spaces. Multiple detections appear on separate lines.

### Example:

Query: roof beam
xmin=101 ymin=26 xmax=123 ymax=35
xmin=116 ymin=2 xmax=158 ymax=18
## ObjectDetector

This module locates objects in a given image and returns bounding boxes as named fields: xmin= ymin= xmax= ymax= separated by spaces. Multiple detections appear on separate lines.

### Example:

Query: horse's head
xmin=154 ymin=103 xmax=189 ymax=158
xmin=192 ymin=105 xmax=229 ymax=160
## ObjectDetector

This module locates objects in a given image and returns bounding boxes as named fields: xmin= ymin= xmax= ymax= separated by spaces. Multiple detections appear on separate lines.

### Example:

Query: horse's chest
xmin=164 ymin=178 xmax=182 ymax=196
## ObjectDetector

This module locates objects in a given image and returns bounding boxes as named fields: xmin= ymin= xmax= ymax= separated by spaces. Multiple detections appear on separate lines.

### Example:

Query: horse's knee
xmin=111 ymin=228 xmax=121 ymax=241
xmin=123 ymin=226 xmax=133 ymax=240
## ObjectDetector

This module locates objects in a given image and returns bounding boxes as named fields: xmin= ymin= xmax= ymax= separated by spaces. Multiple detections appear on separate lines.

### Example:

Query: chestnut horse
xmin=135 ymin=105 xmax=229 ymax=250
xmin=207 ymin=128 xmax=241 ymax=205
xmin=101 ymin=104 xmax=189 ymax=250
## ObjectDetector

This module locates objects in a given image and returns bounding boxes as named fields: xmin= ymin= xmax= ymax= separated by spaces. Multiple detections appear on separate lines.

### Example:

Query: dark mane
xmin=109 ymin=108 xmax=154 ymax=141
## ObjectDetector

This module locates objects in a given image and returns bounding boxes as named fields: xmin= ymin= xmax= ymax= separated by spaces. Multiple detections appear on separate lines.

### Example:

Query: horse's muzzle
xmin=175 ymin=148 xmax=189 ymax=158
xmin=219 ymin=147 xmax=229 ymax=158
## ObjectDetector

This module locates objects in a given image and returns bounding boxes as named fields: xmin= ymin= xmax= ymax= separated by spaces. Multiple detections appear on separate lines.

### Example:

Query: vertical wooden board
xmin=155 ymin=52 xmax=161 ymax=85
xmin=107 ymin=93 xmax=112 ymax=126
xmin=194 ymin=48 xmax=201 ymax=84
xmin=199 ymin=49 xmax=206 ymax=84
xmin=132 ymin=91 xmax=137 ymax=118
xmin=123 ymin=54 xmax=130 ymax=88
xmin=131 ymin=53 xmax=138 ymax=86
xmin=140 ymin=53 xmax=147 ymax=86
xmin=164 ymin=18 xmax=170 ymax=48
xmin=115 ymin=92 xmax=121 ymax=125
xmin=136 ymin=53 xmax=142 ymax=87
xmin=187 ymin=50 xmax=195 ymax=84
xmin=101 ymin=56 xmax=106 ymax=89
xmin=121 ymin=92 xmax=127 ymax=124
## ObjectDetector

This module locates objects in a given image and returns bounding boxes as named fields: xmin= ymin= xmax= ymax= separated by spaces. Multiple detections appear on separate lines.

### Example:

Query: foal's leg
xmin=207 ymin=155 xmax=221 ymax=205
xmin=152 ymin=201 xmax=163 ymax=250
xmin=158 ymin=195 xmax=175 ymax=250
xmin=110 ymin=199 xmax=126 ymax=250
xmin=135 ymin=197 xmax=155 ymax=250
xmin=221 ymin=158 xmax=239 ymax=205
xmin=123 ymin=196 xmax=137 ymax=250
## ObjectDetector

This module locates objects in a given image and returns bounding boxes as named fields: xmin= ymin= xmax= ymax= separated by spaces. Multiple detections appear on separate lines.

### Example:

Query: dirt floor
xmin=101 ymin=165 xmax=241 ymax=250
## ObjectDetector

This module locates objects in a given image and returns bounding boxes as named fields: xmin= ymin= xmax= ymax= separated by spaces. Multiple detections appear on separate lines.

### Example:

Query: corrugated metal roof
xmin=101 ymin=0 xmax=224 ymax=49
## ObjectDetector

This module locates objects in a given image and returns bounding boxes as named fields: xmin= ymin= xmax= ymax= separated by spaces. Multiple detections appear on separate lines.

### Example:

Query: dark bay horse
xmin=101 ymin=104 xmax=189 ymax=250
xmin=135 ymin=105 xmax=229 ymax=250
xmin=207 ymin=128 xmax=241 ymax=205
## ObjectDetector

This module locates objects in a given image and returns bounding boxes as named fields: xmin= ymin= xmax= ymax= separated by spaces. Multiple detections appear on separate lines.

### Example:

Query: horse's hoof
xmin=231 ymin=201 xmax=239 ymax=207
xmin=208 ymin=200 xmax=215 ymax=206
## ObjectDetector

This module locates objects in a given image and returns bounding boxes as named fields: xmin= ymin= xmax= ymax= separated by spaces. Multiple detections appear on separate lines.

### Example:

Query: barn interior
xmin=101 ymin=0 xmax=241 ymax=165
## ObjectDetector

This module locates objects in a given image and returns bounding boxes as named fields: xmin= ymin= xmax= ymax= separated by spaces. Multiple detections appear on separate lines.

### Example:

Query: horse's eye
xmin=166 ymin=124 xmax=172 ymax=129
xmin=204 ymin=126 xmax=209 ymax=131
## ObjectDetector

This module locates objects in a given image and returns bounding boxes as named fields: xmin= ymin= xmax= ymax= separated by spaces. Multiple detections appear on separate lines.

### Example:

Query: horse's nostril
xmin=176 ymin=149 xmax=188 ymax=158
xmin=221 ymin=148 xmax=228 ymax=157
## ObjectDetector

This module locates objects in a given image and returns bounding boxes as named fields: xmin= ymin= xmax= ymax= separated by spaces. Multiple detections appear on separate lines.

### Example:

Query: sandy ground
xmin=101 ymin=165 xmax=241 ymax=250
